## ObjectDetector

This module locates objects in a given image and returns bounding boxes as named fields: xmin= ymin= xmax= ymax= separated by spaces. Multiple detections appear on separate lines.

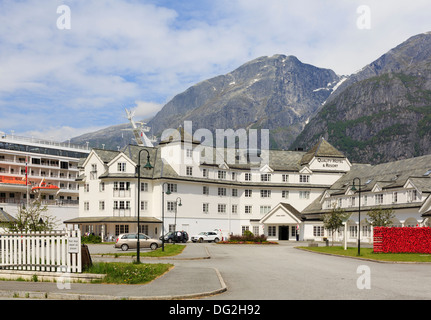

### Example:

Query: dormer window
xmin=218 ymin=170 xmax=226 ymax=179
xmin=117 ymin=162 xmax=126 ymax=172
xmin=261 ymin=174 xmax=271 ymax=182
xmin=300 ymin=174 xmax=310 ymax=183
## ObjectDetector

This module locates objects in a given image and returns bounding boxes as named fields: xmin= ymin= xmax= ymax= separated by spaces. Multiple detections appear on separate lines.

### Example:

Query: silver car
xmin=114 ymin=233 xmax=162 ymax=251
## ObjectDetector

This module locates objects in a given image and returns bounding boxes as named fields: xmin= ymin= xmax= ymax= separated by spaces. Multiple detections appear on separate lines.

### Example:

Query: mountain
xmin=148 ymin=54 xmax=341 ymax=149
xmin=291 ymin=32 xmax=431 ymax=164
xmin=69 ymin=122 xmax=136 ymax=151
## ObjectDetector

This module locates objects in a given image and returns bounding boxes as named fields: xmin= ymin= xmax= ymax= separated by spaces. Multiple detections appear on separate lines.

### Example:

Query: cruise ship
xmin=0 ymin=132 xmax=90 ymax=226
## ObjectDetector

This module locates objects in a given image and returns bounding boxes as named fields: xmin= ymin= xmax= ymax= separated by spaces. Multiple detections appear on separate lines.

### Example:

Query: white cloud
xmin=19 ymin=125 xmax=107 ymax=142
xmin=1 ymin=0 xmax=431 ymax=140
xmin=132 ymin=101 xmax=163 ymax=120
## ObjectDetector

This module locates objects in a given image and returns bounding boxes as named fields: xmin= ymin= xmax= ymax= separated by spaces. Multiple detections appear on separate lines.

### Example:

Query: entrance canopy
xmin=260 ymin=203 xmax=303 ymax=225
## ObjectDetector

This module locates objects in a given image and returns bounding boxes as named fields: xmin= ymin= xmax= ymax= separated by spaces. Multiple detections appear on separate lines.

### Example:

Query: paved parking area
xmin=172 ymin=242 xmax=431 ymax=300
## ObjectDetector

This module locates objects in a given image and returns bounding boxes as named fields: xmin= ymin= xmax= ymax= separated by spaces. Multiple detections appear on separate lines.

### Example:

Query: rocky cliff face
xmin=291 ymin=32 xmax=431 ymax=164
xmin=148 ymin=54 xmax=340 ymax=149
xmin=71 ymin=32 xmax=431 ymax=165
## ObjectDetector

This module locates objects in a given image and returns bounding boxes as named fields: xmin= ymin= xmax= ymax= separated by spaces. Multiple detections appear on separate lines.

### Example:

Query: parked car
xmin=114 ymin=233 xmax=162 ymax=251
xmin=190 ymin=231 xmax=220 ymax=243
xmin=160 ymin=231 xmax=189 ymax=243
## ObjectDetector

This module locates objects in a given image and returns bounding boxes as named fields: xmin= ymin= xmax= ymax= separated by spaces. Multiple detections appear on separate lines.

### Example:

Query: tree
xmin=7 ymin=200 xmax=58 ymax=232
xmin=322 ymin=204 xmax=349 ymax=245
xmin=366 ymin=207 xmax=395 ymax=227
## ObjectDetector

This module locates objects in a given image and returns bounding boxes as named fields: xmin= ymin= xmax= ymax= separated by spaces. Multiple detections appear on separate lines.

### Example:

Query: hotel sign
xmin=316 ymin=157 xmax=343 ymax=168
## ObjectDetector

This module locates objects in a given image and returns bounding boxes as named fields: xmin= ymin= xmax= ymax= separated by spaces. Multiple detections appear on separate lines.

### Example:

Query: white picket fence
xmin=0 ymin=229 xmax=82 ymax=273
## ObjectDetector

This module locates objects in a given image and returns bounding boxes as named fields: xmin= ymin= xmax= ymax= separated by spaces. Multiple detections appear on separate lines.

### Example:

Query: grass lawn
xmin=98 ymin=244 xmax=186 ymax=258
xmin=299 ymin=246 xmax=431 ymax=263
xmin=85 ymin=262 xmax=173 ymax=284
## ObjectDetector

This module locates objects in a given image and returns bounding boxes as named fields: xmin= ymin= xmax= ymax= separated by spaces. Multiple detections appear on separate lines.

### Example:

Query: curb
xmin=295 ymin=247 xmax=431 ymax=264
xmin=0 ymin=267 xmax=227 ymax=300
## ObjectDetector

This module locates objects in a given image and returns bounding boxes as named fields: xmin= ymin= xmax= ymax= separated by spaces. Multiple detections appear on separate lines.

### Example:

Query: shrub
xmin=81 ymin=234 xmax=102 ymax=244
xmin=227 ymin=232 xmax=269 ymax=243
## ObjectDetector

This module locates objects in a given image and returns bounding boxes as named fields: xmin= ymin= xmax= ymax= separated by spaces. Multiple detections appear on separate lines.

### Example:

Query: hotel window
xmin=202 ymin=168 xmax=208 ymax=178
xmin=90 ymin=164 xmax=97 ymax=179
xmin=115 ymin=225 xmax=129 ymax=236
xmin=241 ymin=226 xmax=250 ymax=235
xmin=114 ymin=182 xmax=130 ymax=191
xmin=349 ymin=225 xmax=358 ymax=238
xmin=231 ymin=204 xmax=238 ymax=214
xmin=203 ymin=203 xmax=209 ymax=213
xmin=282 ymin=190 xmax=289 ymax=198
xmin=141 ymin=182 xmax=148 ymax=192
xmin=392 ymin=192 xmax=398 ymax=203
xmin=260 ymin=205 xmax=271 ymax=215
xmin=268 ymin=226 xmax=276 ymax=237
xmin=84 ymin=202 xmax=89 ymax=211
xmin=232 ymin=188 xmax=238 ymax=197
xmin=141 ymin=201 xmax=148 ymax=211
xmin=139 ymin=225 xmax=148 ymax=235
xmin=282 ymin=174 xmax=289 ymax=182
xmin=84 ymin=183 xmax=89 ymax=192
xmin=218 ymin=187 xmax=227 ymax=196
xmin=260 ymin=189 xmax=271 ymax=198
xmin=218 ymin=170 xmax=226 ymax=179
xmin=202 ymin=203 xmax=210 ymax=213
xmin=120 ymin=201 xmax=130 ymax=209
xmin=362 ymin=225 xmax=371 ymax=237
xmin=218 ymin=204 xmax=226 ymax=214
xmin=261 ymin=173 xmax=271 ymax=182
xmin=244 ymin=173 xmax=251 ymax=181
xmin=245 ymin=189 xmax=252 ymax=197
xmin=299 ymin=191 xmax=310 ymax=199
xmin=167 ymin=183 xmax=177 ymax=193
xmin=117 ymin=162 xmax=126 ymax=172
xmin=253 ymin=226 xmax=260 ymax=236
xmin=186 ymin=166 xmax=193 ymax=176
xmin=291 ymin=226 xmax=297 ymax=237
xmin=375 ymin=194 xmax=383 ymax=205
xmin=313 ymin=226 xmax=324 ymax=237
xmin=99 ymin=182 xmax=105 ymax=192
xmin=186 ymin=149 xmax=193 ymax=158
xmin=99 ymin=201 xmax=105 ymax=210
xmin=363 ymin=195 xmax=368 ymax=206
xmin=231 ymin=172 xmax=236 ymax=180
xmin=300 ymin=175 xmax=310 ymax=183
xmin=245 ymin=205 xmax=252 ymax=214
xmin=202 ymin=186 xmax=209 ymax=195
xmin=167 ymin=201 xmax=176 ymax=212
xmin=411 ymin=190 xmax=418 ymax=201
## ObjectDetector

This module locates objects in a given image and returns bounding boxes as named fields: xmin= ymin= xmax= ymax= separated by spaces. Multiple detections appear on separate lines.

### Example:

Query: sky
xmin=1 ymin=0 xmax=431 ymax=142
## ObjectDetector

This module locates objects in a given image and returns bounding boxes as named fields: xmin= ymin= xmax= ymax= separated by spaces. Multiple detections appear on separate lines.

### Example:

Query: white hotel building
xmin=66 ymin=133 xmax=431 ymax=243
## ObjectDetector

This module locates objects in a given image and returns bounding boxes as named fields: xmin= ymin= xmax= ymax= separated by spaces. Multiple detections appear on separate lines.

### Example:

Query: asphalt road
xmin=86 ymin=242 xmax=431 ymax=300
xmin=171 ymin=243 xmax=431 ymax=300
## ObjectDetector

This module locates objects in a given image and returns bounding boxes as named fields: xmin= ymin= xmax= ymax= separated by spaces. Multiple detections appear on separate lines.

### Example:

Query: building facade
xmin=0 ymin=133 xmax=90 ymax=227
xmin=67 ymin=134 xmax=431 ymax=243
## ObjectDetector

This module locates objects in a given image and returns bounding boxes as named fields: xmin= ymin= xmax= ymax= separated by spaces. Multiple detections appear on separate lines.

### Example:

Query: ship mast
xmin=125 ymin=108 xmax=154 ymax=147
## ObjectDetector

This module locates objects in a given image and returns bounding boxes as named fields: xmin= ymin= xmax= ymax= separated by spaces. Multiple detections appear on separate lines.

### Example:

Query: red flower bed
xmin=374 ymin=227 xmax=431 ymax=253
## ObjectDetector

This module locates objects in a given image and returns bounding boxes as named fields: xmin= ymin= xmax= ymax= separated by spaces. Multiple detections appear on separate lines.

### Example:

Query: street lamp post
xmin=351 ymin=177 xmax=362 ymax=256
xmin=136 ymin=149 xmax=153 ymax=263
xmin=161 ymin=182 xmax=171 ymax=252
xmin=174 ymin=197 xmax=182 ymax=232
